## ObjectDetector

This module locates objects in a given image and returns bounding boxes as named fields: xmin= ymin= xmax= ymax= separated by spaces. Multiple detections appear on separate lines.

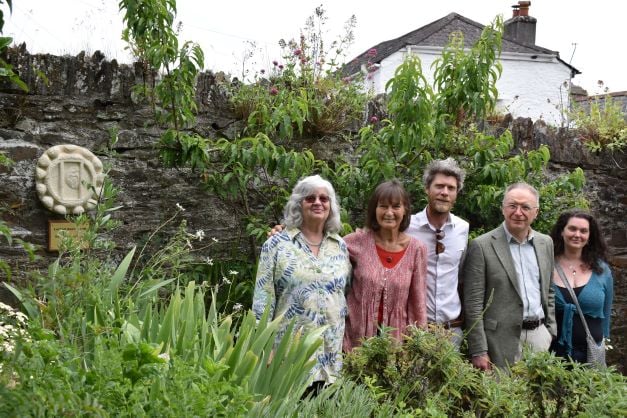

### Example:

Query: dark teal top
xmin=553 ymin=261 xmax=613 ymax=355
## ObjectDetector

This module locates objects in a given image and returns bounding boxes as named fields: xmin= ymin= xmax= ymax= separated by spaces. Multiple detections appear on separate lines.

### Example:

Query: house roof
xmin=342 ymin=12 xmax=580 ymax=77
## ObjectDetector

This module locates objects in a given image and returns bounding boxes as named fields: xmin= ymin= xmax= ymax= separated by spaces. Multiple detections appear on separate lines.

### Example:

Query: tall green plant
xmin=119 ymin=0 xmax=205 ymax=169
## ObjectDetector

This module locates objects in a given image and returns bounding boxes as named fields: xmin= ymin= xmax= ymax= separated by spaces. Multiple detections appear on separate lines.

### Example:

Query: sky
xmin=3 ymin=0 xmax=626 ymax=94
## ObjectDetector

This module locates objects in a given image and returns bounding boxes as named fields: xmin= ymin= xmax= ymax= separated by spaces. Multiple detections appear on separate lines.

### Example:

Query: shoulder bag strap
xmin=555 ymin=264 xmax=594 ymax=341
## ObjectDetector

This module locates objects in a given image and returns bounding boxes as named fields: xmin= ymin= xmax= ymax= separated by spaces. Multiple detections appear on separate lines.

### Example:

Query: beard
xmin=430 ymin=200 xmax=453 ymax=214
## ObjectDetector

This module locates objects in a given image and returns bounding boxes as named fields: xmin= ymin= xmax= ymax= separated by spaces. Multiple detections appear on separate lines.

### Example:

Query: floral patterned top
xmin=343 ymin=229 xmax=428 ymax=351
xmin=253 ymin=227 xmax=351 ymax=383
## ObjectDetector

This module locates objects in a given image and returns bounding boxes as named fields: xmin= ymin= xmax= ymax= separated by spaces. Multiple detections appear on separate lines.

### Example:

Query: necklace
xmin=560 ymin=258 xmax=579 ymax=282
xmin=302 ymin=235 xmax=322 ymax=247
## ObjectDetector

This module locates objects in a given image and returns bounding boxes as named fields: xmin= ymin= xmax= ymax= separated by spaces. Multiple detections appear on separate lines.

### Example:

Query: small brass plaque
xmin=48 ymin=220 xmax=89 ymax=251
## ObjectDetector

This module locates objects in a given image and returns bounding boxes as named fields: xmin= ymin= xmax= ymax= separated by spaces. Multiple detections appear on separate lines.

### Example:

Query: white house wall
xmin=365 ymin=48 xmax=572 ymax=125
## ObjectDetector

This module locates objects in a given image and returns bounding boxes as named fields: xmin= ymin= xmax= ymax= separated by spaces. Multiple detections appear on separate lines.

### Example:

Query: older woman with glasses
xmin=253 ymin=175 xmax=351 ymax=389
xmin=343 ymin=180 xmax=428 ymax=351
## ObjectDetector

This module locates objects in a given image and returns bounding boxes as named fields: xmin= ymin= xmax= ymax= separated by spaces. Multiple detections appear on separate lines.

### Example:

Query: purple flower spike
xmin=370 ymin=116 xmax=379 ymax=124
xmin=269 ymin=86 xmax=279 ymax=96
xmin=367 ymin=48 xmax=378 ymax=58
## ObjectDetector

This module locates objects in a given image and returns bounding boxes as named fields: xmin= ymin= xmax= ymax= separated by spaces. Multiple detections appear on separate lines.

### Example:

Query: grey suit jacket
xmin=463 ymin=224 xmax=556 ymax=369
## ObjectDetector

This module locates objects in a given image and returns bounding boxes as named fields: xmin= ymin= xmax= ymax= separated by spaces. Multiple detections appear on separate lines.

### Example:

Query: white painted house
xmin=343 ymin=2 xmax=580 ymax=125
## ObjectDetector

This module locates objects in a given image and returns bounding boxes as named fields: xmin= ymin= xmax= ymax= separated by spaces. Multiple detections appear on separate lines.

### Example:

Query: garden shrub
xmin=343 ymin=327 xmax=627 ymax=417
xmin=229 ymin=6 xmax=369 ymax=142
xmin=569 ymin=94 xmax=627 ymax=153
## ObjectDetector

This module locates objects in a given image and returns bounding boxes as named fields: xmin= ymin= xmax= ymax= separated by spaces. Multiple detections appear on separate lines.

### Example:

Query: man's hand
xmin=267 ymin=224 xmax=284 ymax=238
xmin=471 ymin=354 xmax=492 ymax=371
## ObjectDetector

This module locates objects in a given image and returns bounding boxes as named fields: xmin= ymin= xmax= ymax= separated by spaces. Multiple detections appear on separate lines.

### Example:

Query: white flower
xmin=233 ymin=303 xmax=243 ymax=312
xmin=175 ymin=203 xmax=186 ymax=211
xmin=212 ymin=237 xmax=219 ymax=243
xmin=1 ymin=341 xmax=15 ymax=353
xmin=158 ymin=352 xmax=170 ymax=362
xmin=194 ymin=230 xmax=205 ymax=241
xmin=222 ymin=276 xmax=231 ymax=285
xmin=14 ymin=312 xmax=27 ymax=324
xmin=228 ymin=270 xmax=238 ymax=276
xmin=0 ymin=302 xmax=13 ymax=312
xmin=205 ymin=257 xmax=214 ymax=266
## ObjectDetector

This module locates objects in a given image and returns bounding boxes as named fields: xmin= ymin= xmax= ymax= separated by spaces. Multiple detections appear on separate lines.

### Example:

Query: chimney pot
xmin=511 ymin=4 xmax=520 ymax=17
xmin=518 ymin=1 xmax=531 ymax=17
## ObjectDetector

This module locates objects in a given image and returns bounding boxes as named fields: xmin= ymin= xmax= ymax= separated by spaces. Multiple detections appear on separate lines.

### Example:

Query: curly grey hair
xmin=422 ymin=158 xmax=466 ymax=191
xmin=283 ymin=175 xmax=342 ymax=234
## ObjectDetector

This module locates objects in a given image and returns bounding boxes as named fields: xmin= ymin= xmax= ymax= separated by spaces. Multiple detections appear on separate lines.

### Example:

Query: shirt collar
xmin=285 ymin=226 xmax=341 ymax=243
xmin=502 ymin=222 xmax=534 ymax=244
xmin=416 ymin=206 xmax=453 ymax=230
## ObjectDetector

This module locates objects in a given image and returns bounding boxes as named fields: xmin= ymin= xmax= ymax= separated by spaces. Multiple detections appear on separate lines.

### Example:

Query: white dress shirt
xmin=407 ymin=208 xmax=469 ymax=323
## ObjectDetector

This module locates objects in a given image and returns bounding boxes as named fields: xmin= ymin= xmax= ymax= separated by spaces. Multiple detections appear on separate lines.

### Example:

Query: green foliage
xmin=0 ymin=0 xmax=28 ymax=92
xmin=569 ymin=95 xmax=627 ymax=153
xmin=333 ymin=16 xmax=583 ymax=234
xmin=432 ymin=18 xmax=503 ymax=130
xmin=343 ymin=327 xmax=627 ymax=416
xmin=0 ymin=192 xmax=324 ymax=414
xmin=250 ymin=379 xmax=387 ymax=417
xmin=119 ymin=0 xmax=205 ymax=167
xmin=229 ymin=6 xmax=368 ymax=141
xmin=202 ymin=134 xmax=324 ymax=242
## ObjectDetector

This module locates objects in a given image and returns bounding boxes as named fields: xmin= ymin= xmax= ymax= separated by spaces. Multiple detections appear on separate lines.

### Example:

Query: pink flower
xmin=370 ymin=116 xmax=379 ymax=124
xmin=278 ymin=64 xmax=284 ymax=70
xmin=269 ymin=86 xmax=278 ymax=96
xmin=294 ymin=49 xmax=302 ymax=56
xmin=367 ymin=48 xmax=378 ymax=58
xmin=342 ymin=76 xmax=351 ymax=84
xmin=272 ymin=60 xmax=278 ymax=66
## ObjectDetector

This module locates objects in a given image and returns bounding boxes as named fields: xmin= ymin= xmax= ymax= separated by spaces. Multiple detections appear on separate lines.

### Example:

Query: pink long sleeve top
xmin=343 ymin=229 xmax=428 ymax=351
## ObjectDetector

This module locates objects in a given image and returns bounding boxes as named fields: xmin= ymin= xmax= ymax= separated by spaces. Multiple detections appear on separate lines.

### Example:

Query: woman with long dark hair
xmin=549 ymin=210 xmax=613 ymax=364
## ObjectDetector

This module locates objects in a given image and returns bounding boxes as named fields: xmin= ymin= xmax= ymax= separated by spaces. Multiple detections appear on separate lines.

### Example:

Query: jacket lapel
xmin=490 ymin=225 xmax=522 ymax=299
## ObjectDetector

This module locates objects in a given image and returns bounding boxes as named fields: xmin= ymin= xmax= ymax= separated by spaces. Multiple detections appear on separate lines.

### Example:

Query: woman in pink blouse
xmin=343 ymin=180 xmax=428 ymax=351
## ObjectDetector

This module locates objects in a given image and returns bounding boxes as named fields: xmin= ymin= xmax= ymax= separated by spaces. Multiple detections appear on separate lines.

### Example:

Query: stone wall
xmin=1 ymin=47 xmax=624 ymax=372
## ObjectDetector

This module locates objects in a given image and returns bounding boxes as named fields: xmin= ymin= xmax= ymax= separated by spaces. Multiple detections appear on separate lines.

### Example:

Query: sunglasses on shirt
xmin=435 ymin=229 xmax=445 ymax=255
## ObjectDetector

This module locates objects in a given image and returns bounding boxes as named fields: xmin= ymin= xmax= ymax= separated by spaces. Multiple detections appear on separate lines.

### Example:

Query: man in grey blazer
xmin=463 ymin=182 xmax=556 ymax=370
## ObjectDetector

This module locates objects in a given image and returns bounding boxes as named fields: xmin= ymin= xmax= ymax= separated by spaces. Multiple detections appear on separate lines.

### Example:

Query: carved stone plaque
xmin=35 ymin=145 xmax=104 ymax=215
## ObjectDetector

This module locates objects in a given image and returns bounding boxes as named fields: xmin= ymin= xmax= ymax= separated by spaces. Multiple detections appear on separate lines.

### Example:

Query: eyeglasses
xmin=435 ymin=229 xmax=445 ymax=255
xmin=503 ymin=203 xmax=538 ymax=214
xmin=303 ymin=194 xmax=330 ymax=204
